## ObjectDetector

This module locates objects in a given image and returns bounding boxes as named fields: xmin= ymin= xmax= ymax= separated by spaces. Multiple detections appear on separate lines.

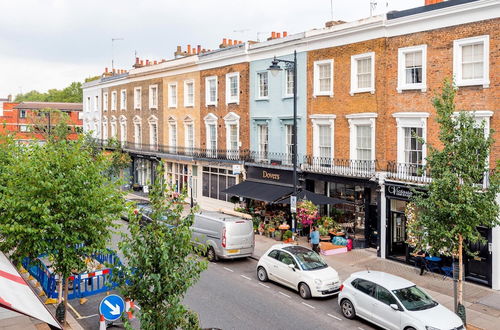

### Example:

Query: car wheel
xmin=404 ymin=328 xmax=416 ymax=330
xmin=257 ymin=267 xmax=268 ymax=282
xmin=207 ymin=247 xmax=218 ymax=262
xmin=299 ymin=283 xmax=312 ymax=299
xmin=341 ymin=299 xmax=356 ymax=319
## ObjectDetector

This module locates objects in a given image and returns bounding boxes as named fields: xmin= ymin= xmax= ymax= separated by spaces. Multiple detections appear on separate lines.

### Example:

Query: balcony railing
xmin=303 ymin=156 xmax=377 ymax=178
xmin=246 ymin=151 xmax=296 ymax=167
xmin=386 ymin=161 xmax=431 ymax=183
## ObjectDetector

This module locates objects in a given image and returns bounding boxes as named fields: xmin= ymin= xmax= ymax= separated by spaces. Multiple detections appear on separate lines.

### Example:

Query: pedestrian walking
xmin=412 ymin=250 xmax=427 ymax=275
xmin=310 ymin=226 xmax=320 ymax=253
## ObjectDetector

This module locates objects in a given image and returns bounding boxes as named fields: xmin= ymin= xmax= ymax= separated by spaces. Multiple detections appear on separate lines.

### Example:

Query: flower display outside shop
xmin=297 ymin=200 xmax=319 ymax=232
xmin=405 ymin=202 xmax=420 ymax=248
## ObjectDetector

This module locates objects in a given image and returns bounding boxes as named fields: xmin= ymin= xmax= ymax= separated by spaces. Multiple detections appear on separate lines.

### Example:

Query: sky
xmin=0 ymin=0 xmax=425 ymax=98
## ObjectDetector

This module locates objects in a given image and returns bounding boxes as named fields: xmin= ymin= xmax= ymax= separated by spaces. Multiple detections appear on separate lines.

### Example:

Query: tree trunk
xmin=458 ymin=234 xmax=463 ymax=306
xmin=63 ymin=277 xmax=69 ymax=326
xmin=57 ymin=274 xmax=63 ymax=304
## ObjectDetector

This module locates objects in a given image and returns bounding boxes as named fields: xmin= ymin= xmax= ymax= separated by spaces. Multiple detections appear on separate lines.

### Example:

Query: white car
xmin=338 ymin=271 xmax=464 ymax=330
xmin=256 ymin=244 xmax=341 ymax=299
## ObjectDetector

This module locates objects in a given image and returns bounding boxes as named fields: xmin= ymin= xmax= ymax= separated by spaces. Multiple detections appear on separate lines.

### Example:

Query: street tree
xmin=408 ymin=79 xmax=499 ymax=322
xmin=0 ymin=130 xmax=126 ymax=324
xmin=114 ymin=162 xmax=207 ymax=329
xmin=15 ymin=81 xmax=83 ymax=103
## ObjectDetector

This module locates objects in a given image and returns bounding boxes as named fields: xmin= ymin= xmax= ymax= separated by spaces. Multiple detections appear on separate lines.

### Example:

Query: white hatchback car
xmin=256 ymin=244 xmax=341 ymax=299
xmin=338 ymin=271 xmax=464 ymax=330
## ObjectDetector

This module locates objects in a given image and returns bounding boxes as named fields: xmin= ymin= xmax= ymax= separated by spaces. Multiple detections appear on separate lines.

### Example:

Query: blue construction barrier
xmin=22 ymin=249 xmax=122 ymax=300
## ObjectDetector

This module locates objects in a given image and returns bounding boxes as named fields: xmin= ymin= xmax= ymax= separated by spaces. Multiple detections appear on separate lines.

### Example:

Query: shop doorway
xmin=465 ymin=227 xmax=492 ymax=287
xmin=366 ymin=204 xmax=378 ymax=249
xmin=389 ymin=211 xmax=407 ymax=259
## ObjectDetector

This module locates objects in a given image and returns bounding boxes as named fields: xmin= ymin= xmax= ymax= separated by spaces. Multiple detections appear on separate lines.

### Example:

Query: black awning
xmin=276 ymin=190 xmax=355 ymax=205
xmin=222 ymin=181 xmax=293 ymax=203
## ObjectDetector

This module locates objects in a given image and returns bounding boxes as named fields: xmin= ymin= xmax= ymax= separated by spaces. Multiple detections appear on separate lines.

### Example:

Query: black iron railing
xmin=386 ymin=161 xmax=432 ymax=183
xmin=303 ymin=156 xmax=377 ymax=178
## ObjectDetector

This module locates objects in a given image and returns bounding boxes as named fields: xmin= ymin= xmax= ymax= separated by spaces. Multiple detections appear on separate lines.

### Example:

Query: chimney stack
xmin=197 ymin=45 xmax=201 ymax=54
xmin=425 ymin=0 xmax=444 ymax=5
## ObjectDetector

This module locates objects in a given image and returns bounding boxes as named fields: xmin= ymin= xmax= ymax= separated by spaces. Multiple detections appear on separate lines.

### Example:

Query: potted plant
xmin=283 ymin=230 xmax=293 ymax=243
xmin=274 ymin=230 xmax=282 ymax=241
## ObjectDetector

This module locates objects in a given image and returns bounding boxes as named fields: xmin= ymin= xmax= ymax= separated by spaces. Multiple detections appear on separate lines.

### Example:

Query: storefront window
xmin=202 ymin=166 xmax=237 ymax=202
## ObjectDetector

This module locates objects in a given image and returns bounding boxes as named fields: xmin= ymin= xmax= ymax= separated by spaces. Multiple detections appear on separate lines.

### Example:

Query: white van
xmin=191 ymin=211 xmax=254 ymax=261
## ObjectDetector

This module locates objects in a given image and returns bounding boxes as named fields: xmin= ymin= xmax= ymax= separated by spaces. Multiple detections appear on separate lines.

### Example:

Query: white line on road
xmin=358 ymin=327 xmax=365 ymax=330
xmin=302 ymin=302 xmax=316 ymax=309
xmin=223 ymin=267 xmax=234 ymax=272
xmin=240 ymin=275 xmax=252 ymax=280
xmin=327 ymin=313 xmax=342 ymax=321
xmin=278 ymin=291 xmax=291 ymax=298
xmin=259 ymin=283 xmax=270 ymax=288
xmin=67 ymin=303 xmax=82 ymax=319
xmin=78 ymin=314 xmax=99 ymax=320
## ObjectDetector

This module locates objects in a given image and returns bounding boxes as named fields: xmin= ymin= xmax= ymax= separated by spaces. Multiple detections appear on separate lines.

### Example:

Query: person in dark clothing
xmin=413 ymin=250 xmax=427 ymax=275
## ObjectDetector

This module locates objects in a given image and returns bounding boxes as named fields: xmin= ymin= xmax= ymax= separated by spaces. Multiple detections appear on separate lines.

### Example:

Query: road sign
xmin=290 ymin=195 xmax=297 ymax=213
xmin=99 ymin=294 xmax=125 ymax=321
xmin=232 ymin=164 xmax=241 ymax=175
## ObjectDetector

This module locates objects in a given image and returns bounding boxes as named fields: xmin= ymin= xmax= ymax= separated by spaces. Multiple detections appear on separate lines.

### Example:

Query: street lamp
xmin=268 ymin=50 xmax=298 ymax=232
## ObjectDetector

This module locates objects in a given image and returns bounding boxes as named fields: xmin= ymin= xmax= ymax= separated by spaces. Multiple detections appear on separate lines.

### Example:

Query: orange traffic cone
xmin=99 ymin=314 xmax=106 ymax=330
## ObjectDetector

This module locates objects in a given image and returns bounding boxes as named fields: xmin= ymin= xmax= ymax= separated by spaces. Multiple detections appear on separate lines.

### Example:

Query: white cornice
xmin=345 ymin=113 xmax=378 ymax=119
xmin=392 ymin=112 xmax=430 ymax=118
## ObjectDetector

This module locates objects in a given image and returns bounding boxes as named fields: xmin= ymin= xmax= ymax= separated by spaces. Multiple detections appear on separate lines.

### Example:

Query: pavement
xmin=252 ymin=234 xmax=500 ymax=330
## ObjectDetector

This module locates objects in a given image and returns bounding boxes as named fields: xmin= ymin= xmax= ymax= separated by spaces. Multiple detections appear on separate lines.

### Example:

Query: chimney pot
xmin=105 ymin=67 xmax=108 ymax=73
xmin=146 ymin=60 xmax=149 ymax=65
xmin=112 ymin=68 xmax=116 ymax=74
xmin=162 ymin=59 xmax=166 ymax=62
xmin=277 ymin=32 xmax=281 ymax=38
xmin=176 ymin=45 xmax=181 ymax=52
xmin=223 ymin=38 xmax=227 ymax=45
xmin=135 ymin=57 xmax=139 ymax=64
xmin=228 ymin=39 xmax=233 ymax=45
xmin=283 ymin=31 xmax=288 ymax=37
xmin=197 ymin=45 xmax=201 ymax=53
xmin=271 ymin=31 xmax=276 ymax=38
xmin=425 ymin=0 xmax=443 ymax=5
xmin=187 ymin=44 xmax=192 ymax=53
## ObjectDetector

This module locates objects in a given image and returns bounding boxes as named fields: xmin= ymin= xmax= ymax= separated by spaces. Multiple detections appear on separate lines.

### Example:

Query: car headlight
xmin=314 ymin=279 xmax=322 ymax=285
xmin=425 ymin=326 xmax=441 ymax=330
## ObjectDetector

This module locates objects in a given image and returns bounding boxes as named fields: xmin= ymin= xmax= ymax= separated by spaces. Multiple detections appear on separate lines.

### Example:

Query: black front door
xmin=366 ymin=204 xmax=378 ymax=249
xmin=389 ymin=211 xmax=407 ymax=258
xmin=465 ymin=227 xmax=492 ymax=287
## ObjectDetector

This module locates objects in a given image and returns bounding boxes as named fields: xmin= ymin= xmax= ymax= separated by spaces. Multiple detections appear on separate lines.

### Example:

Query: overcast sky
xmin=0 ymin=0 xmax=424 ymax=97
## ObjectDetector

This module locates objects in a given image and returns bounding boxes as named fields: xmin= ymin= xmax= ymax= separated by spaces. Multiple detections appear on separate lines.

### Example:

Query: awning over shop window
xmin=276 ymin=189 xmax=355 ymax=205
xmin=222 ymin=181 xmax=293 ymax=203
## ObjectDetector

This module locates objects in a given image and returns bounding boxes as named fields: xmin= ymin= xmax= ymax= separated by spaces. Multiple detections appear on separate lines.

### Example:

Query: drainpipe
xmin=492 ymin=193 xmax=500 ymax=290
xmin=379 ymin=172 xmax=387 ymax=259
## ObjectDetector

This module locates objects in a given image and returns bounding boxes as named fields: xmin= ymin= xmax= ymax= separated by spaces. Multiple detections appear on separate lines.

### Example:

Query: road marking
xmin=302 ymin=302 xmax=315 ymax=309
xmin=358 ymin=327 xmax=365 ymax=330
xmin=259 ymin=283 xmax=270 ymax=288
xmin=78 ymin=314 xmax=99 ymax=320
xmin=327 ymin=313 xmax=342 ymax=321
xmin=223 ymin=267 xmax=234 ymax=272
xmin=67 ymin=302 xmax=82 ymax=319
xmin=240 ymin=275 xmax=252 ymax=280
xmin=278 ymin=291 xmax=291 ymax=298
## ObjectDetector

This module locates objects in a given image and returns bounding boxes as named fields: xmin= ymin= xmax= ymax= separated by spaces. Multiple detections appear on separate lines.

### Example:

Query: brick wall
xmin=199 ymin=62 xmax=250 ymax=150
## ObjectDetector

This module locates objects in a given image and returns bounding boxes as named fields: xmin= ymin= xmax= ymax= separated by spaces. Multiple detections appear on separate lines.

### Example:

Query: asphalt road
xmin=68 ymin=219 xmax=377 ymax=330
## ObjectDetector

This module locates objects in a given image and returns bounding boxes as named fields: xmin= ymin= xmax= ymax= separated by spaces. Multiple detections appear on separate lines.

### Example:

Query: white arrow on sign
xmin=104 ymin=300 xmax=121 ymax=315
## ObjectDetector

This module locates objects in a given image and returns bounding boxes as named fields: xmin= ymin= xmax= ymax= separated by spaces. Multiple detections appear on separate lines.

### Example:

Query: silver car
xmin=191 ymin=211 xmax=254 ymax=261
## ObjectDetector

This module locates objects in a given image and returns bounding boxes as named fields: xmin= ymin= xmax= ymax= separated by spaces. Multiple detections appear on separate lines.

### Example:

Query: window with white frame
xmin=453 ymin=35 xmax=489 ymax=88
xmin=258 ymin=124 xmax=269 ymax=159
xmin=86 ymin=97 xmax=91 ymax=112
xmin=133 ymin=116 xmax=142 ymax=148
xmin=397 ymin=45 xmax=427 ymax=92
xmin=205 ymin=76 xmax=217 ymax=106
xmin=149 ymin=85 xmax=158 ymax=109
xmin=103 ymin=92 xmax=108 ymax=111
xmin=111 ymin=91 xmax=117 ymax=110
xmin=393 ymin=112 xmax=428 ymax=176
xmin=119 ymin=116 xmax=127 ymax=145
xmin=205 ymin=114 xmax=218 ymax=156
xmin=149 ymin=117 xmax=159 ymax=151
xmin=168 ymin=119 xmax=177 ymax=152
xmin=224 ymin=112 xmax=240 ymax=158
xmin=120 ymin=89 xmax=127 ymax=110
xmin=284 ymin=69 xmax=294 ymax=97
xmin=19 ymin=125 xmax=28 ymax=132
xmin=168 ymin=83 xmax=177 ymax=108
xmin=94 ymin=95 xmax=99 ymax=112
xmin=313 ymin=59 xmax=333 ymax=96
xmin=257 ymin=72 xmax=268 ymax=99
xmin=110 ymin=117 xmax=117 ymax=138
xmin=184 ymin=80 xmax=194 ymax=107
xmin=134 ymin=87 xmax=141 ymax=110
xmin=226 ymin=72 xmax=239 ymax=104
xmin=184 ymin=120 xmax=195 ymax=150
xmin=350 ymin=52 xmax=375 ymax=95
xmin=102 ymin=117 xmax=108 ymax=140
xmin=346 ymin=113 xmax=377 ymax=161
xmin=311 ymin=115 xmax=335 ymax=161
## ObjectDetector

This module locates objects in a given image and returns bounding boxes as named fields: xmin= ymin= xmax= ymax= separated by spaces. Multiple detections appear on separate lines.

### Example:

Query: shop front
xmin=131 ymin=154 xmax=158 ymax=191
xmin=304 ymin=173 xmax=378 ymax=249
xmin=385 ymin=182 xmax=493 ymax=287
xmin=197 ymin=161 xmax=242 ymax=210
xmin=163 ymin=160 xmax=198 ymax=204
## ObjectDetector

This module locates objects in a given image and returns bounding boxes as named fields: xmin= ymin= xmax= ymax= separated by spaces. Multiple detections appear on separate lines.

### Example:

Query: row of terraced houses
xmin=83 ymin=0 xmax=500 ymax=289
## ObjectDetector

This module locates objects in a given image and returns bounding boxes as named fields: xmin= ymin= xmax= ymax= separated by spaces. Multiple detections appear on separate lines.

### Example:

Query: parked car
xmin=338 ymin=271 xmax=464 ymax=330
xmin=256 ymin=244 xmax=341 ymax=299
xmin=191 ymin=211 xmax=254 ymax=261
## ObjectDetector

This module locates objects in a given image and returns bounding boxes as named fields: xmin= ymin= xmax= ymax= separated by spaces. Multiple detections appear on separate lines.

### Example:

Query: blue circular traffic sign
xmin=99 ymin=294 xmax=125 ymax=321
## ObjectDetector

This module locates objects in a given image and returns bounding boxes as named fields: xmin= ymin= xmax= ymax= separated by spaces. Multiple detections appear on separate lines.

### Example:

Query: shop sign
xmin=290 ymin=195 xmax=297 ymax=213
xmin=246 ymin=166 xmax=293 ymax=184
xmin=232 ymin=164 xmax=241 ymax=175
xmin=386 ymin=184 xmax=415 ymax=200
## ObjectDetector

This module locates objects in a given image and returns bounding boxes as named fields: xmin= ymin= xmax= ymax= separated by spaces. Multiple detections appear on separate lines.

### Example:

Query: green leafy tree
xmin=0 ymin=130 xmax=126 ymax=324
xmin=85 ymin=75 xmax=101 ymax=83
xmin=409 ymin=79 xmax=499 ymax=321
xmin=114 ymin=162 xmax=207 ymax=329
xmin=15 ymin=81 xmax=83 ymax=103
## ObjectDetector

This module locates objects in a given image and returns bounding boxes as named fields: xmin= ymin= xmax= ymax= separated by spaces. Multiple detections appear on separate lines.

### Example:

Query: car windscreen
xmin=292 ymin=249 xmax=328 ymax=271
xmin=392 ymin=285 xmax=438 ymax=311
